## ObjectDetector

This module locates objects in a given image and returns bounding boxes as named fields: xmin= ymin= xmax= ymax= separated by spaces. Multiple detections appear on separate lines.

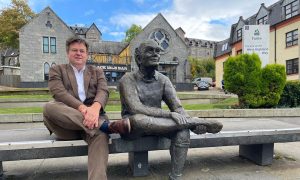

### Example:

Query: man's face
xmin=67 ymin=42 xmax=88 ymax=68
xmin=140 ymin=43 xmax=161 ymax=68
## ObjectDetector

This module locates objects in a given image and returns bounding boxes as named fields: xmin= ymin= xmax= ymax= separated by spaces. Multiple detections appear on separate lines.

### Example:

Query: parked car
xmin=196 ymin=80 xmax=209 ymax=90
xmin=192 ymin=77 xmax=214 ymax=87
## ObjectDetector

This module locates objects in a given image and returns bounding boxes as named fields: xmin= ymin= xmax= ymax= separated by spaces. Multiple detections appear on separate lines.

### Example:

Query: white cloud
xmin=109 ymin=13 xmax=156 ymax=28
xmin=109 ymin=0 xmax=279 ymax=41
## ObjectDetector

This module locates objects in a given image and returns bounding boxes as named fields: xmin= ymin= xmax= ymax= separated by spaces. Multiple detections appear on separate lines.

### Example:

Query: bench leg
xmin=129 ymin=151 xmax=149 ymax=176
xmin=239 ymin=143 xmax=274 ymax=165
xmin=0 ymin=161 xmax=3 ymax=179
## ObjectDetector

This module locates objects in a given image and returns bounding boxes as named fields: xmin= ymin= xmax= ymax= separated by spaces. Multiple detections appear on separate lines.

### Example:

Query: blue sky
xmin=0 ymin=0 xmax=279 ymax=42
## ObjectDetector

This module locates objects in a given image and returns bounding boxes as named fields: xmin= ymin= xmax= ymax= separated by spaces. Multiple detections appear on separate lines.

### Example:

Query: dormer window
xmin=285 ymin=0 xmax=299 ymax=19
xmin=237 ymin=28 xmax=242 ymax=40
xmin=257 ymin=15 xmax=268 ymax=25
xmin=222 ymin=43 xmax=228 ymax=51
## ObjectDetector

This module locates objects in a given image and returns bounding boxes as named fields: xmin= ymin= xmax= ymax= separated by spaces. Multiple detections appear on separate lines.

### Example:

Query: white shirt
xmin=71 ymin=65 xmax=86 ymax=102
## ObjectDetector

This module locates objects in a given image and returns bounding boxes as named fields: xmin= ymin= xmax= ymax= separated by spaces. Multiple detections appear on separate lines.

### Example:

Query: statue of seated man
xmin=119 ymin=39 xmax=223 ymax=180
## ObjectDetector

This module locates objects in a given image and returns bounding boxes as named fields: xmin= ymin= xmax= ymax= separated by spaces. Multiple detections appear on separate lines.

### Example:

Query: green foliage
xmin=278 ymin=81 xmax=300 ymax=107
xmin=223 ymin=53 xmax=286 ymax=108
xmin=261 ymin=64 xmax=286 ymax=107
xmin=123 ymin=24 xmax=142 ymax=42
xmin=188 ymin=57 xmax=215 ymax=80
xmin=0 ymin=0 xmax=35 ymax=49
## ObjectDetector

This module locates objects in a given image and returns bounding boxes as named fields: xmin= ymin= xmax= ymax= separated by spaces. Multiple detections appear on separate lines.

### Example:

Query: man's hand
xmin=170 ymin=112 xmax=188 ymax=125
xmin=78 ymin=102 xmax=101 ymax=129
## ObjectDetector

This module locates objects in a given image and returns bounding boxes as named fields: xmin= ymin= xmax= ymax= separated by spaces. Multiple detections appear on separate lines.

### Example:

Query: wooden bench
xmin=1 ymin=117 xmax=300 ymax=177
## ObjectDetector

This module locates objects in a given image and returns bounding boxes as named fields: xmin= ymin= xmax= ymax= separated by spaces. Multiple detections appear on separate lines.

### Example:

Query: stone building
xmin=175 ymin=27 xmax=217 ymax=59
xmin=129 ymin=13 xmax=190 ymax=83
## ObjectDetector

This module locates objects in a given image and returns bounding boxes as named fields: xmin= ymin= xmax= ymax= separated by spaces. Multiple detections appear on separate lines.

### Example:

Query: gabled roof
xmin=20 ymin=6 xmax=74 ymax=35
xmin=136 ymin=13 xmax=188 ymax=48
xmin=88 ymin=23 xmax=102 ymax=36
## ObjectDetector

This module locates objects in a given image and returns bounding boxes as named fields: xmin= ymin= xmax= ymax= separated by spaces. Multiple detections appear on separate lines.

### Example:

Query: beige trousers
xmin=43 ymin=101 xmax=109 ymax=180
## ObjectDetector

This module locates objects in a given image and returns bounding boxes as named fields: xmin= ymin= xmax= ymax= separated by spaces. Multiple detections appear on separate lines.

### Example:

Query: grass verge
xmin=0 ymin=98 xmax=238 ymax=114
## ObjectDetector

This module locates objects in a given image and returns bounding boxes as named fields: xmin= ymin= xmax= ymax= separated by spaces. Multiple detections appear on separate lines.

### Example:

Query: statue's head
xmin=135 ymin=39 xmax=163 ymax=69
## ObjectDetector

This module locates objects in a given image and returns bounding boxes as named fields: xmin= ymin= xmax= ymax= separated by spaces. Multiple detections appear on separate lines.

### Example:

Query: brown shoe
xmin=108 ymin=118 xmax=131 ymax=134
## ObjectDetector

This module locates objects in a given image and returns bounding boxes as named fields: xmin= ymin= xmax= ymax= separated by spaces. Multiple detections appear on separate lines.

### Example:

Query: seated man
xmin=119 ymin=39 xmax=223 ymax=180
xmin=43 ymin=36 xmax=130 ymax=180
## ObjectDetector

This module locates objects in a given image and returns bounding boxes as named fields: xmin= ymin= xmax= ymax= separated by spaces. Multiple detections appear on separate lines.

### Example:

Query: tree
xmin=123 ymin=24 xmax=142 ymax=42
xmin=188 ymin=57 xmax=215 ymax=80
xmin=0 ymin=0 xmax=35 ymax=49
xmin=223 ymin=53 xmax=286 ymax=108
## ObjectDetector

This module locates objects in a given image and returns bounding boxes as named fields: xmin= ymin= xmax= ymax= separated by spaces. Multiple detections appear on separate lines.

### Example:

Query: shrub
xmin=278 ymin=81 xmax=300 ymax=107
xmin=224 ymin=53 xmax=286 ymax=108
xmin=261 ymin=64 xmax=286 ymax=107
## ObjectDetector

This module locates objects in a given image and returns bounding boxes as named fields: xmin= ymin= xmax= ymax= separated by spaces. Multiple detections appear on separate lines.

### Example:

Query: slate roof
xmin=69 ymin=26 xmax=89 ymax=35
xmin=185 ymin=37 xmax=217 ymax=48
xmin=214 ymin=38 xmax=231 ymax=58
xmin=88 ymin=41 xmax=128 ymax=55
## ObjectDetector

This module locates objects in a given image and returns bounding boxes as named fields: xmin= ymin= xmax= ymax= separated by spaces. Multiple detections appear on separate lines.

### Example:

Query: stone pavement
xmin=2 ymin=141 xmax=300 ymax=180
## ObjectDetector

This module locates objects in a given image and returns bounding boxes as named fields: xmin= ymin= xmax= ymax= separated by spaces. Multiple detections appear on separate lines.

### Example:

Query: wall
xmin=215 ymin=54 xmax=230 ymax=88
xmin=271 ymin=18 xmax=300 ymax=81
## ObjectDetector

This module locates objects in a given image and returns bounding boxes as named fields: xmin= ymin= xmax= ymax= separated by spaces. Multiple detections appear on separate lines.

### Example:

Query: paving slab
xmin=2 ymin=142 xmax=300 ymax=180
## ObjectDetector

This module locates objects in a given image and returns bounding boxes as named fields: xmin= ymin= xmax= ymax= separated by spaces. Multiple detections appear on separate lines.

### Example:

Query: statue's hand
xmin=171 ymin=112 xmax=188 ymax=125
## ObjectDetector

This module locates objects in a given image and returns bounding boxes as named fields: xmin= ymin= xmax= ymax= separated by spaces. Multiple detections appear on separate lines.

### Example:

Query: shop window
xmin=286 ymin=29 xmax=298 ymax=47
xmin=286 ymin=58 xmax=298 ymax=75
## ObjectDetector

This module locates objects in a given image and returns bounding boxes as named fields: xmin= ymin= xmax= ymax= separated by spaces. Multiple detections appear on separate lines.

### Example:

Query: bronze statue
xmin=119 ymin=39 xmax=222 ymax=180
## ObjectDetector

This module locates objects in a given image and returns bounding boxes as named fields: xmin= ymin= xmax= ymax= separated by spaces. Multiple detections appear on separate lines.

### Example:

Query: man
xmin=119 ymin=39 xmax=222 ymax=180
xmin=43 ymin=36 xmax=130 ymax=180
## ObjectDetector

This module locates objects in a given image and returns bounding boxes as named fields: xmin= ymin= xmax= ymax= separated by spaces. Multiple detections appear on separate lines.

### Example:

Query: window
xmin=43 ymin=37 xmax=49 ymax=53
xmin=236 ymin=50 xmax=242 ymax=55
xmin=286 ymin=58 xmax=298 ymax=75
xmin=50 ymin=37 xmax=56 ymax=53
xmin=44 ymin=62 xmax=50 ymax=80
xmin=286 ymin=29 xmax=298 ymax=47
xmin=43 ymin=37 xmax=56 ymax=53
xmin=257 ymin=15 xmax=268 ymax=25
xmin=149 ymin=29 xmax=170 ymax=53
xmin=285 ymin=0 xmax=299 ymax=19
xmin=237 ymin=28 xmax=242 ymax=40
xmin=222 ymin=43 xmax=228 ymax=51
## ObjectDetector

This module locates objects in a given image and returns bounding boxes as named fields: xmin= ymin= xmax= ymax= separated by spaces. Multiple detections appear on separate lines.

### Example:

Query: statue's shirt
xmin=119 ymin=70 xmax=186 ymax=118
